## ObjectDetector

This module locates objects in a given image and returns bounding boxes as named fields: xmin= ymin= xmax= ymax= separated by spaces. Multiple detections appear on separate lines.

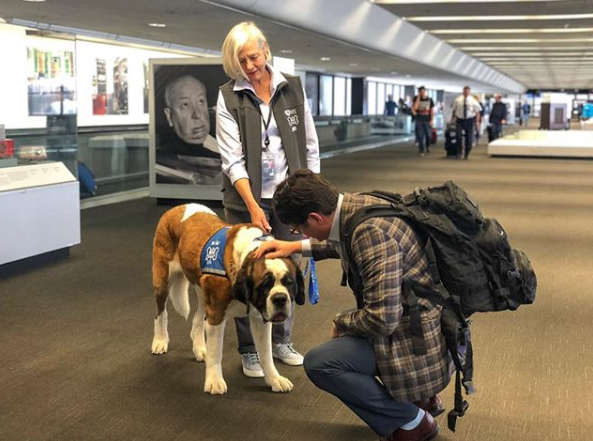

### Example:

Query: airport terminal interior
xmin=1 ymin=1 xmax=593 ymax=440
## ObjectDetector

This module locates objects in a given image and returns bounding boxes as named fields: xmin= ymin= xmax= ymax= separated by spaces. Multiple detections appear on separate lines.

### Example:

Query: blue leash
xmin=302 ymin=257 xmax=320 ymax=305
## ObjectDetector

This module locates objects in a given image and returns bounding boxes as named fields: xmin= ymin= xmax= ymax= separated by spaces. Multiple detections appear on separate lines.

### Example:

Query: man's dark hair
xmin=418 ymin=86 xmax=426 ymax=92
xmin=273 ymin=169 xmax=339 ymax=226
xmin=463 ymin=86 xmax=471 ymax=91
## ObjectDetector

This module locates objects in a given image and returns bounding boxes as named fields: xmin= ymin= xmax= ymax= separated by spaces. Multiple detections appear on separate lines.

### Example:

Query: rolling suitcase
xmin=444 ymin=123 xmax=458 ymax=157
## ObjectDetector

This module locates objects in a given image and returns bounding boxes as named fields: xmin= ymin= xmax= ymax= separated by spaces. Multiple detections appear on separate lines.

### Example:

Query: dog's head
xmin=232 ymin=253 xmax=305 ymax=323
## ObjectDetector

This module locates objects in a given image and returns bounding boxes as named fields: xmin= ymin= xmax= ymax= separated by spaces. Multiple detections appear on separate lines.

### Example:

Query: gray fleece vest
xmin=219 ymin=74 xmax=308 ymax=211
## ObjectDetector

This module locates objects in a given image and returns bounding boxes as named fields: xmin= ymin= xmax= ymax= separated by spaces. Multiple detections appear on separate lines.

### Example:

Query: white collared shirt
xmin=451 ymin=95 xmax=482 ymax=120
xmin=216 ymin=63 xmax=320 ymax=199
xmin=302 ymin=194 xmax=344 ymax=257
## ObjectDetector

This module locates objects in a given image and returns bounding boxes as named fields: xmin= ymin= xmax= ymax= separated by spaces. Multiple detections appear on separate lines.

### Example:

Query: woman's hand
xmin=249 ymin=205 xmax=271 ymax=233
xmin=253 ymin=240 xmax=301 ymax=259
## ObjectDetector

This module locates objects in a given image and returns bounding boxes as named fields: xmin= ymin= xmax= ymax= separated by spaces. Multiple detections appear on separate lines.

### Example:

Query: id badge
xmin=262 ymin=149 xmax=276 ymax=178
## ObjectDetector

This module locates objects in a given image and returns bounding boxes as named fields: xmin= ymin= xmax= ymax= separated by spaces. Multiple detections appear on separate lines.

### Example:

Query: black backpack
xmin=340 ymin=181 xmax=537 ymax=432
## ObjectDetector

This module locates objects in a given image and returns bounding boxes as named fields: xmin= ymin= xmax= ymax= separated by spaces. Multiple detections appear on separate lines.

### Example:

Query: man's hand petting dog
xmin=253 ymin=240 xmax=302 ymax=259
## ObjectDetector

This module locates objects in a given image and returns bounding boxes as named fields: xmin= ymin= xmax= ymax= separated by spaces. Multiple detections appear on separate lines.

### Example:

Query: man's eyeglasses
xmin=289 ymin=224 xmax=302 ymax=235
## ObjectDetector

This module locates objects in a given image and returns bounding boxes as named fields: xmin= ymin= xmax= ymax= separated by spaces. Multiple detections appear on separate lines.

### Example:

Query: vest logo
xmin=285 ymin=108 xmax=299 ymax=130
xmin=205 ymin=241 xmax=221 ymax=264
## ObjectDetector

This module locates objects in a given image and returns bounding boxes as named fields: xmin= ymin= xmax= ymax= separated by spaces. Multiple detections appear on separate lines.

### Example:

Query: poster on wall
xmin=27 ymin=43 xmax=77 ymax=116
xmin=92 ymin=57 xmax=129 ymax=115
xmin=149 ymin=58 xmax=228 ymax=201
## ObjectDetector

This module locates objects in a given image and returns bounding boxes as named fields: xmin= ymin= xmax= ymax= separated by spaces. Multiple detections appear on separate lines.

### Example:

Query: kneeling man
xmin=254 ymin=170 xmax=452 ymax=441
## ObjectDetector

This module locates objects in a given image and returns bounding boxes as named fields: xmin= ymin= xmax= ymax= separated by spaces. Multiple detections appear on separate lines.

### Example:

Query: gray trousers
xmin=304 ymin=336 xmax=418 ymax=437
xmin=225 ymin=199 xmax=301 ymax=353
xmin=415 ymin=120 xmax=431 ymax=154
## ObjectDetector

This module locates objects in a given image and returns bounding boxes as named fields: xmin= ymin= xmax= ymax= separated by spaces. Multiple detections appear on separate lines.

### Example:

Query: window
xmin=319 ymin=75 xmax=333 ymax=116
xmin=368 ymin=81 xmax=377 ymax=115
xmin=346 ymin=78 xmax=352 ymax=115
xmin=377 ymin=83 xmax=386 ymax=115
xmin=333 ymin=76 xmax=346 ymax=116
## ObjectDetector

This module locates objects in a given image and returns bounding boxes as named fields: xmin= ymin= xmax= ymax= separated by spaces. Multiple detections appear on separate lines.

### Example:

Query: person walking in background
xmin=216 ymin=21 xmax=320 ymax=378
xmin=451 ymin=86 xmax=482 ymax=159
xmin=384 ymin=94 xmax=398 ymax=116
xmin=473 ymin=95 xmax=484 ymax=146
xmin=411 ymin=87 xmax=434 ymax=156
xmin=489 ymin=94 xmax=508 ymax=140
xmin=522 ymin=101 xmax=531 ymax=127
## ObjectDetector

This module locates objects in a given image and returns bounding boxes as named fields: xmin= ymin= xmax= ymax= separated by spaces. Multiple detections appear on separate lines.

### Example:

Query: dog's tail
xmin=167 ymin=265 xmax=190 ymax=320
xmin=153 ymin=206 xmax=191 ymax=320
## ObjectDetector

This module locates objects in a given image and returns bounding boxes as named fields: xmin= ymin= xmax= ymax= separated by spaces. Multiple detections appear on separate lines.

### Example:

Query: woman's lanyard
xmin=259 ymin=105 xmax=274 ymax=151
xmin=257 ymin=103 xmax=276 ymax=178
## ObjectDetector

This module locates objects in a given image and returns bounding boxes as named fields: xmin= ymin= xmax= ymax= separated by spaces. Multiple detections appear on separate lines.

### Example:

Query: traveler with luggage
xmin=255 ymin=170 xmax=537 ymax=441
xmin=489 ymin=94 xmax=508 ymax=141
xmin=411 ymin=87 xmax=435 ymax=156
xmin=451 ymin=86 xmax=482 ymax=159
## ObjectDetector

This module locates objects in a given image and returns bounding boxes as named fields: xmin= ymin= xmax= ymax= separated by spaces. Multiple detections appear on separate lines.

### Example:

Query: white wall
xmin=0 ymin=23 xmax=191 ymax=130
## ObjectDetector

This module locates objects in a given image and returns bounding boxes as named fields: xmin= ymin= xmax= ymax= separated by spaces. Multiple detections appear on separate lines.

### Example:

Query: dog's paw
xmin=193 ymin=345 xmax=207 ymax=362
xmin=268 ymin=375 xmax=293 ymax=393
xmin=151 ymin=338 xmax=169 ymax=354
xmin=204 ymin=376 xmax=228 ymax=395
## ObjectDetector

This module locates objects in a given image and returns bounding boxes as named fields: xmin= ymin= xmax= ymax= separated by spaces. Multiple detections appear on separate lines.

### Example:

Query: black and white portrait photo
xmin=152 ymin=62 xmax=228 ymax=186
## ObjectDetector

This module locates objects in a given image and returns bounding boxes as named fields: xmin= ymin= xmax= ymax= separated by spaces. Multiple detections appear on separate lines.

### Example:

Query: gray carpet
xmin=1 ymin=139 xmax=592 ymax=441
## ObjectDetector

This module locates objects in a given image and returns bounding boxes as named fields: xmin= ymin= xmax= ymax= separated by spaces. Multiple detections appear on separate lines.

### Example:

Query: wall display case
xmin=0 ymin=162 xmax=80 ymax=267
xmin=149 ymin=58 xmax=228 ymax=201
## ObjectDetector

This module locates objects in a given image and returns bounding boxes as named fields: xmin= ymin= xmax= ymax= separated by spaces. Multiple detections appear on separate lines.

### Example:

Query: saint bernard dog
xmin=151 ymin=203 xmax=304 ymax=395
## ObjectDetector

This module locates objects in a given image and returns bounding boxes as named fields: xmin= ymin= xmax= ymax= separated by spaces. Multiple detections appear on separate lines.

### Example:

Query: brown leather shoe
xmin=383 ymin=412 xmax=439 ymax=441
xmin=414 ymin=394 xmax=445 ymax=418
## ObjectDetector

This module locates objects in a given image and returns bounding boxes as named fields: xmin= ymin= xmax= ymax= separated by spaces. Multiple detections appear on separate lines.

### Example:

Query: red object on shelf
xmin=0 ymin=139 xmax=14 ymax=159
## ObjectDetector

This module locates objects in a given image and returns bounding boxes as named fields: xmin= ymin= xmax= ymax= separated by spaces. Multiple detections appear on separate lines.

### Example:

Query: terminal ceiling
xmin=3 ymin=0 xmax=585 ymax=93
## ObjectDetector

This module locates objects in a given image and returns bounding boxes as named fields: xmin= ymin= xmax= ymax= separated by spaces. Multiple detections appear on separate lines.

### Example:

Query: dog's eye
xmin=282 ymin=275 xmax=294 ymax=287
xmin=263 ymin=273 xmax=275 ymax=286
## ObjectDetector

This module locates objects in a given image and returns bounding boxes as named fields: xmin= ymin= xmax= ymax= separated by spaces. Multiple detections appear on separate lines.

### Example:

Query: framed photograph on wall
xmin=149 ymin=58 xmax=228 ymax=200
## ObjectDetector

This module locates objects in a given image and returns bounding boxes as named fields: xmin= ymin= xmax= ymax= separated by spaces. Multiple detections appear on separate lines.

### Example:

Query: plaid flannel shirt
xmin=310 ymin=193 xmax=453 ymax=402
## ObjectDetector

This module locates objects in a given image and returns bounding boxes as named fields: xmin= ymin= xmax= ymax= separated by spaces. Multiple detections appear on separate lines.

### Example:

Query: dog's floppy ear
xmin=294 ymin=262 xmax=306 ymax=306
xmin=232 ymin=257 xmax=254 ymax=310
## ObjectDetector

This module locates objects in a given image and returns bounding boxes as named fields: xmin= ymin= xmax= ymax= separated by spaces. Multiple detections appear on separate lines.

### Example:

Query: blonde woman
xmin=216 ymin=21 xmax=320 ymax=378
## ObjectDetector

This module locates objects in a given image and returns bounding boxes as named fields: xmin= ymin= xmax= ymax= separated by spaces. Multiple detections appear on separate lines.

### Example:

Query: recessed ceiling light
xmin=320 ymin=57 xmax=331 ymax=61
xmin=349 ymin=63 xmax=359 ymax=66
xmin=148 ymin=23 xmax=166 ymax=28
xmin=391 ymin=71 xmax=398 ymax=74
xmin=21 ymin=0 xmax=46 ymax=2
xmin=406 ymin=74 xmax=411 ymax=77
xmin=279 ymin=49 xmax=292 ymax=54
xmin=371 ymin=67 xmax=381 ymax=71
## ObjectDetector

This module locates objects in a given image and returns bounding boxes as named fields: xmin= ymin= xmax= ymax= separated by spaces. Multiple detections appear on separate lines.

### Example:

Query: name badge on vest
xmin=285 ymin=108 xmax=299 ymax=132
xmin=262 ymin=149 xmax=276 ymax=178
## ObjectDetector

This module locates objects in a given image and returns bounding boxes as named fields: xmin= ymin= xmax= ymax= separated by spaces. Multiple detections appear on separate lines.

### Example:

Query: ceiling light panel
xmin=447 ymin=38 xmax=593 ymax=43
xmin=460 ymin=46 xmax=593 ymax=51
xmin=432 ymin=27 xmax=593 ymax=34
xmin=406 ymin=13 xmax=593 ymax=22
xmin=372 ymin=0 xmax=569 ymax=3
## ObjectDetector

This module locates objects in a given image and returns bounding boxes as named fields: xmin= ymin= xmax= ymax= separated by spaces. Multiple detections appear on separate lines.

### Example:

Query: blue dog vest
xmin=201 ymin=227 xmax=231 ymax=276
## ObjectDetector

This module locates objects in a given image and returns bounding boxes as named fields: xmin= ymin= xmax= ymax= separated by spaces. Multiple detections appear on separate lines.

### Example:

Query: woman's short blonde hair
xmin=222 ymin=22 xmax=271 ymax=81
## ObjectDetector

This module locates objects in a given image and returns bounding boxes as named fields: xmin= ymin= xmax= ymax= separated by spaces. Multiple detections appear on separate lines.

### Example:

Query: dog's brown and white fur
xmin=151 ymin=204 xmax=304 ymax=395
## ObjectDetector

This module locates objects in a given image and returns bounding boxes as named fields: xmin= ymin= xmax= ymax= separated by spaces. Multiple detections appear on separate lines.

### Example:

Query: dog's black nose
xmin=271 ymin=294 xmax=288 ymax=307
